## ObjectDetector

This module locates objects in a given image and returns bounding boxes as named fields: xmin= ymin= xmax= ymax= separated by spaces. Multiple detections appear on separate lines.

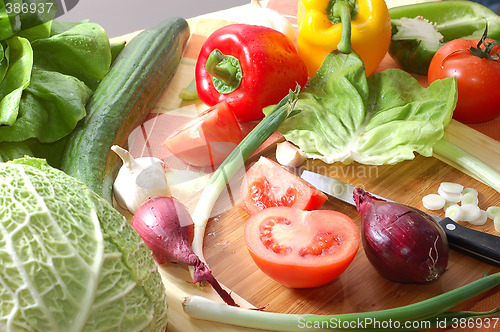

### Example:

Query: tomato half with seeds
xmin=245 ymin=207 xmax=360 ymax=288
xmin=240 ymin=157 xmax=327 ymax=215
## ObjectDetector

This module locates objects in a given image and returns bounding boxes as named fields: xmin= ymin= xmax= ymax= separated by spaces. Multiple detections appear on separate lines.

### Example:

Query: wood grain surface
xmin=203 ymin=141 xmax=500 ymax=318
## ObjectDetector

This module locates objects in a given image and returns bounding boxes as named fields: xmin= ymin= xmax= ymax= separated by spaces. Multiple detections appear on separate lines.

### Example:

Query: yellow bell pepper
xmin=297 ymin=0 xmax=392 ymax=76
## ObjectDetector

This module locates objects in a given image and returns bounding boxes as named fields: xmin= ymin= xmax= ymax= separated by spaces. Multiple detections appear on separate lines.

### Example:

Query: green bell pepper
xmin=389 ymin=0 xmax=500 ymax=75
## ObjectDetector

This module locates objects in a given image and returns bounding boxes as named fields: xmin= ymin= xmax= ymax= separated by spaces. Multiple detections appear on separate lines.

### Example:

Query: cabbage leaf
xmin=272 ymin=51 xmax=458 ymax=165
xmin=0 ymin=157 xmax=168 ymax=331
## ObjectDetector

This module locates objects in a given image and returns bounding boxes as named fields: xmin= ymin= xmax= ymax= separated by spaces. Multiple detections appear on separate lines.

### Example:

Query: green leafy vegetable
xmin=0 ymin=0 xmax=57 ymax=41
xmin=0 ymin=138 xmax=66 ymax=165
xmin=17 ymin=21 xmax=52 ymax=41
xmin=0 ymin=140 xmax=30 ymax=161
xmin=31 ymin=21 xmax=112 ymax=90
xmin=0 ymin=157 xmax=168 ymax=331
xmin=271 ymin=51 xmax=457 ymax=165
xmin=0 ymin=19 xmax=111 ymax=166
xmin=0 ymin=69 xmax=91 ymax=142
xmin=0 ymin=35 xmax=32 ymax=126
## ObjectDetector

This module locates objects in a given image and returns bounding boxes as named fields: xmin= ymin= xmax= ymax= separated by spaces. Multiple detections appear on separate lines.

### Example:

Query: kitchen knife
xmin=289 ymin=167 xmax=500 ymax=267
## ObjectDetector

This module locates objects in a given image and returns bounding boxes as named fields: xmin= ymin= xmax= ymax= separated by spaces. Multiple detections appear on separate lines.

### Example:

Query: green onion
xmin=183 ymin=272 xmax=500 ymax=331
xmin=191 ymin=86 xmax=300 ymax=261
xmin=434 ymin=139 xmax=500 ymax=194
xmin=487 ymin=206 xmax=500 ymax=219
xmin=178 ymin=78 xmax=199 ymax=100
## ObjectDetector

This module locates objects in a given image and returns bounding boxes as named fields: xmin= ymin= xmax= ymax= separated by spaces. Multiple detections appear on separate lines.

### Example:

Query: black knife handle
xmin=439 ymin=217 xmax=500 ymax=267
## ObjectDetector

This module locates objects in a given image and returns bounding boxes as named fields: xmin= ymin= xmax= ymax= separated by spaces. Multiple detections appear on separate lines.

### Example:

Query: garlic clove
xmin=276 ymin=141 xmax=306 ymax=167
xmin=111 ymin=145 xmax=170 ymax=214
xmin=111 ymin=145 xmax=139 ymax=170
xmin=113 ymin=166 xmax=137 ymax=212
xmin=136 ymin=164 xmax=169 ymax=191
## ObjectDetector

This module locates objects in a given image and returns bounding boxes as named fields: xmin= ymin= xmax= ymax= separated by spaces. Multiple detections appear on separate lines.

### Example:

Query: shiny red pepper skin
xmin=195 ymin=24 xmax=309 ymax=123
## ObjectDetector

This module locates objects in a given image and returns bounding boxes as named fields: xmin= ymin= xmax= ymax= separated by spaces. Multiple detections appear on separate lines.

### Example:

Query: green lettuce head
xmin=270 ymin=51 xmax=457 ymax=165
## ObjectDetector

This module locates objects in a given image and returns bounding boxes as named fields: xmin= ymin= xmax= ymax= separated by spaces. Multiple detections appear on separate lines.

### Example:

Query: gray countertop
xmin=58 ymin=0 xmax=248 ymax=38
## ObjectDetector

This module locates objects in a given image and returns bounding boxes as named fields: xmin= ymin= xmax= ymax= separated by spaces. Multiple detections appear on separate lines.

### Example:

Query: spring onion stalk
xmin=183 ymin=272 xmax=500 ymax=331
xmin=191 ymin=86 xmax=300 ymax=262
xmin=434 ymin=139 xmax=500 ymax=194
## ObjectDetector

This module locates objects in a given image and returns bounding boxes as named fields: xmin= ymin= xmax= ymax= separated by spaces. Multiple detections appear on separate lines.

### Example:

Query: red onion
xmin=353 ymin=188 xmax=449 ymax=283
xmin=132 ymin=196 xmax=238 ymax=306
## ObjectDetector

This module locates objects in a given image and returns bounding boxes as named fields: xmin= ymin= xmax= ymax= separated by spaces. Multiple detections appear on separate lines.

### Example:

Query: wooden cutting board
xmin=203 ymin=144 xmax=500 ymax=316
xmin=115 ymin=4 xmax=500 ymax=330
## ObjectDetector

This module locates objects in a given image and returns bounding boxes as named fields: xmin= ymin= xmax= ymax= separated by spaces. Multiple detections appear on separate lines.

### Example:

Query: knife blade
xmin=290 ymin=167 xmax=500 ymax=267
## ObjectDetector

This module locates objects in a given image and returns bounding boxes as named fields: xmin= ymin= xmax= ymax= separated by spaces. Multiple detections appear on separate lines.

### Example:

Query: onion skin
xmin=353 ymin=188 xmax=449 ymax=283
xmin=132 ymin=196 xmax=195 ymax=265
xmin=132 ymin=196 xmax=238 ymax=306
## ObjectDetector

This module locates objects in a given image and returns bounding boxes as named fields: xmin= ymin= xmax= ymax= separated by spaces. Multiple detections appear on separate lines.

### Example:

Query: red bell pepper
xmin=195 ymin=24 xmax=309 ymax=123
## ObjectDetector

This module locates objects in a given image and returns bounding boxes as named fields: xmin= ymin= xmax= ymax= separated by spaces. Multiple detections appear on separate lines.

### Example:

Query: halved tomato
xmin=245 ymin=207 xmax=360 ymax=288
xmin=240 ymin=157 xmax=327 ymax=214
xmin=163 ymin=101 xmax=242 ymax=167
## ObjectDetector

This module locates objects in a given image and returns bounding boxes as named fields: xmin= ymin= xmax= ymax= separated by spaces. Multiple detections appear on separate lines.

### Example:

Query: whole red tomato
xmin=428 ymin=37 xmax=500 ymax=123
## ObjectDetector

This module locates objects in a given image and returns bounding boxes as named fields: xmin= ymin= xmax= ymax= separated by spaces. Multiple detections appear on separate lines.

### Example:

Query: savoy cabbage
xmin=0 ymin=157 xmax=168 ymax=331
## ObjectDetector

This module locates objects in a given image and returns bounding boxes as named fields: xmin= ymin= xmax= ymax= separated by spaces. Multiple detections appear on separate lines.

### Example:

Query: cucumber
xmin=60 ymin=17 xmax=190 ymax=202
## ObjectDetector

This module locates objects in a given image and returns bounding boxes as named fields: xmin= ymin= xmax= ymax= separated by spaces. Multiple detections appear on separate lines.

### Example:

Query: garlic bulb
xmin=236 ymin=0 xmax=295 ymax=42
xmin=111 ymin=145 xmax=170 ymax=214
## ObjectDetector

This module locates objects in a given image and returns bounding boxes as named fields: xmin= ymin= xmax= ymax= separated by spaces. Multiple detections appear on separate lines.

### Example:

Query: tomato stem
xmin=440 ymin=24 xmax=500 ymax=67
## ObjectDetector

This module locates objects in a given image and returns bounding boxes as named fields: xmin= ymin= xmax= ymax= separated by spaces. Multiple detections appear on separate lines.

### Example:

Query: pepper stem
xmin=332 ymin=0 xmax=353 ymax=54
xmin=205 ymin=49 xmax=242 ymax=93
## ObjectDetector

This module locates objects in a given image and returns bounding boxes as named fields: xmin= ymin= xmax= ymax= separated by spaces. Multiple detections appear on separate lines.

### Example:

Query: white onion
xmin=422 ymin=194 xmax=446 ymax=210
xmin=438 ymin=186 xmax=462 ymax=203
xmin=462 ymin=187 xmax=478 ymax=197
xmin=486 ymin=206 xmax=500 ymax=220
xmin=468 ymin=210 xmax=488 ymax=226
xmin=439 ymin=182 xmax=464 ymax=194
xmin=445 ymin=204 xmax=463 ymax=222
xmin=461 ymin=192 xmax=479 ymax=206
xmin=494 ymin=216 xmax=500 ymax=233
xmin=461 ymin=204 xmax=481 ymax=223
